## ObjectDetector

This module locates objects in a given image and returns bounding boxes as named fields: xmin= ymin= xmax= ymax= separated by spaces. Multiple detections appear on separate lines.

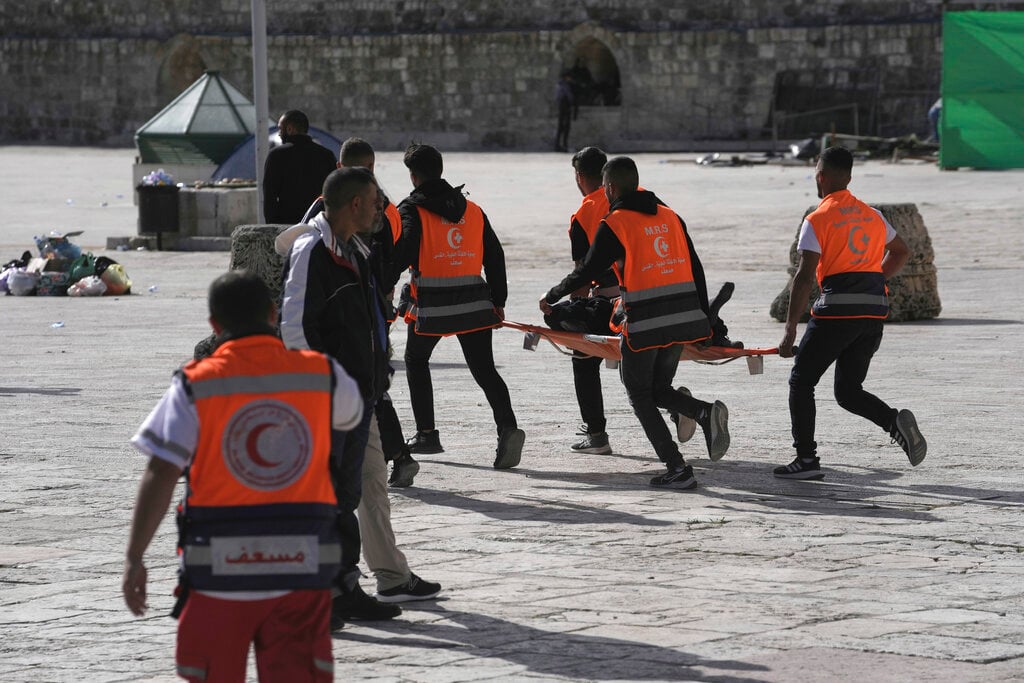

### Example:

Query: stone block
xmin=229 ymin=224 xmax=290 ymax=306
xmin=770 ymin=203 xmax=941 ymax=323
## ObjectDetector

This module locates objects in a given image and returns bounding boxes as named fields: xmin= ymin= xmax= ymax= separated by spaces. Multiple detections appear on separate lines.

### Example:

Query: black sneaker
xmin=668 ymin=387 xmax=697 ymax=443
xmin=388 ymin=452 xmax=420 ymax=488
xmin=375 ymin=573 xmax=442 ymax=604
xmin=890 ymin=409 xmax=927 ymax=466
xmin=570 ymin=430 xmax=612 ymax=455
xmin=332 ymin=583 xmax=401 ymax=621
xmin=649 ymin=464 xmax=697 ymax=489
xmin=406 ymin=430 xmax=444 ymax=454
xmin=773 ymin=456 xmax=824 ymax=480
xmin=697 ymin=400 xmax=730 ymax=461
xmin=494 ymin=427 xmax=525 ymax=469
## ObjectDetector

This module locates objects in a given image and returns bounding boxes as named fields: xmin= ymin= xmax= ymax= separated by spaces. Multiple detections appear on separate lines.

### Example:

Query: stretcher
xmin=502 ymin=321 xmax=779 ymax=375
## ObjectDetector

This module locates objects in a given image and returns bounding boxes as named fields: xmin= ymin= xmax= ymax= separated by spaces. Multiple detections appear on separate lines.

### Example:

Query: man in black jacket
xmin=389 ymin=144 xmax=525 ymax=470
xmin=280 ymin=167 xmax=440 ymax=629
xmin=262 ymin=110 xmax=336 ymax=224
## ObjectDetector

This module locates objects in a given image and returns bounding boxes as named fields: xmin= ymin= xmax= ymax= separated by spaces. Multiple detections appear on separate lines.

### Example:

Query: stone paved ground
xmin=1 ymin=147 xmax=1023 ymax=682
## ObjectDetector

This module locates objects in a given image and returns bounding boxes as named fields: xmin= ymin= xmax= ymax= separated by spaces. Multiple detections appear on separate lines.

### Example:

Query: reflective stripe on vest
xmin=189 ymin=373 xmax=332 ymax=400
xmin=603 ymin=205 xmax=710 ymax=351
xmin=807 ymin=190 xmax=889 ymax=319
xmin=180 ymin=336 xmax=339 ymax=590
xmin=411 ymin=202 xmax=501 ymax=335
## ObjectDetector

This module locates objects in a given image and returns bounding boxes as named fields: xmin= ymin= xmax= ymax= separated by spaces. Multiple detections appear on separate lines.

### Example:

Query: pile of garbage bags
xmin=1 ymin=231 xmax=132 ymax=297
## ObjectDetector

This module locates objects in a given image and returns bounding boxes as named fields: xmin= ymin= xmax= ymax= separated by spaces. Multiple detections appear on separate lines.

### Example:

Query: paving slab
xmin=1 ymin=146 xmax=1023 ymax=681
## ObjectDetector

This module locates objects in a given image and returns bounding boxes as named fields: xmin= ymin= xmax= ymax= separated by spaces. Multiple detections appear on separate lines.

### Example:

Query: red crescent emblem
xmin=245 ymin=423 xmax=283 ymax=468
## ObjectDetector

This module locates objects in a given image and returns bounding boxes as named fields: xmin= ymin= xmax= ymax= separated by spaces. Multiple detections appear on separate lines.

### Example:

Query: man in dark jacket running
xmin=389 ymin=144 xmax=525 ymax=470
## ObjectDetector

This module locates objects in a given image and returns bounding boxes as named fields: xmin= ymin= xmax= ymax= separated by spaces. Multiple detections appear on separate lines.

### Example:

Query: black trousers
xmin=572 ymin=354 xmax=606 ymax=433
xmin=556 ymin=104 xmax=572 ymax=149
xmin=619 ymin=341 xmax=706 ymax=467
xmin=789 ymin=317 xmax=897 ymax=458
xmin=404 ymin=325 xmax=517 ymax=437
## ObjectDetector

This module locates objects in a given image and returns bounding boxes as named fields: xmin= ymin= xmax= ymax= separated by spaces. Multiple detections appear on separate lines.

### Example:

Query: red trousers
xmin=176 ymin=590 xmax=333 ymax=682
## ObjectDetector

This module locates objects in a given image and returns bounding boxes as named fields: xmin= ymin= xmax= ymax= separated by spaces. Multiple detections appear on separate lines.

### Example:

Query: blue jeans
xmin=789 ymin=317 xmax=897 ymax=458
xmin=618 ymin=341 xmax=707 ymax=467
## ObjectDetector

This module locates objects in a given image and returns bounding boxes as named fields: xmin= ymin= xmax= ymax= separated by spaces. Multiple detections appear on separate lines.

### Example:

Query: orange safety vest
xmin=603 ymin=204 xmax=711 ymax=351
xmin=806 ymin=190 xmax=889 ymax=319
xmin=405 ymin=202 xmax=501 ymax=336
xmin=571 ymin=188 xmax=610 ymax=246
xmin=178 ymin=335 xmax=340 ymax=591
xmin=385 ymin=202 xmax=402 ymax=245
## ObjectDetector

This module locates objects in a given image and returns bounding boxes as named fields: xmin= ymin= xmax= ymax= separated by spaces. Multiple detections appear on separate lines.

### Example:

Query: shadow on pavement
xmin=397 ymin=484 xmax=673 ymax=527
xmin=337 ymin=604 xmax=771 ymax=682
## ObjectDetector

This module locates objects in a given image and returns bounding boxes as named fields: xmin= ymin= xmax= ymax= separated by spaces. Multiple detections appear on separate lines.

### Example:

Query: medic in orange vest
xmin=541 ymin=156 xmax=731 ymax=490
xmin=388 ymin=143 xmax=524 ymax=471
xmin=123 ymin=271 xmax=364 ymax=681
xmin=775 ymin=146 xmax=926 ymax=482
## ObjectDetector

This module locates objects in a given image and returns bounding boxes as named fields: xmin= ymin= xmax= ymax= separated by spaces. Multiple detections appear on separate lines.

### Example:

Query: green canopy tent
xmin=135 ymin=71 xmax=256 ymax=165
xmin=941 ymin=11 xmax=1024 ymax=169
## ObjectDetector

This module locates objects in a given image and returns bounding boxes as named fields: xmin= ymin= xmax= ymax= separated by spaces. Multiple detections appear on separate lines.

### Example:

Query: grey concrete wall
xmin=0 ymin=1 xmax=945 ymax=150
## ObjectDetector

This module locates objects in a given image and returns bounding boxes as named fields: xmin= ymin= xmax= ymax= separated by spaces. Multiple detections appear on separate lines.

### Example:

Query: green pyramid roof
xmin=135 ymin=71 xmax=256 ymax=165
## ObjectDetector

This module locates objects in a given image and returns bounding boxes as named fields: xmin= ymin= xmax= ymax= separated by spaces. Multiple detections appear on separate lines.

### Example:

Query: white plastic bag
xmin=7 ymin=269 xmax=40 ymax=296
xmin=67 ymin=275 xmax=107 ymax=297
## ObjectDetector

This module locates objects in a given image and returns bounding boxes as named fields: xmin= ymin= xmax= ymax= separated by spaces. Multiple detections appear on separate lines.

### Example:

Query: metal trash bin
xmin=137 ymin=184 xmax=180 ymax=250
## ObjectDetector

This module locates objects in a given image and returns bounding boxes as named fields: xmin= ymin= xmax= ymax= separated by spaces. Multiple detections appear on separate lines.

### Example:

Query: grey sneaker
xmin=697 ymin=401 xmax=730 ymax=461
xmin=890 ymin=409 xmax=927 ymax=466
xmin=773 ymin=456 xmax=824 ymax=480
xmin=494 ymin=428 xmax=525 ymax=469
xmin=570 ymin=430 xmax=612 ymax=455
xmin=649 ymin=464 xmax=697 ymax=489
xmin=375 ymin=573 xmax=442 ymax=604
xmin=669 ymin=387 xmax=697 ymax=443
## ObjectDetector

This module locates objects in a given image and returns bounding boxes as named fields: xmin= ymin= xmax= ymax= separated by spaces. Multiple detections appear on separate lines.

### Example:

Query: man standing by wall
xmin=775 ymin=145 xmax=926 ymax=480
xmin=391 ymin=143 xmax=526 ymax=470
xmin=262 ymin=110 xmax=337 ymax=224
xmin=122 ymin=271 xmax=364 ymax=681
xmin=541 ymin=156 xmax=730 ymax=489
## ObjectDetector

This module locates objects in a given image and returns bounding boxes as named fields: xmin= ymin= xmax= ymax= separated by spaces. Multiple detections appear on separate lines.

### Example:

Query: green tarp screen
xmin=941 ymin=11 xmax=1024 ymax=169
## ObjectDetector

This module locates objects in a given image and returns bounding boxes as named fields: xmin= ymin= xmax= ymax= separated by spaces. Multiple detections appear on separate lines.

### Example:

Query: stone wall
xmin=0 ymin=0 xmax=951 ymax=150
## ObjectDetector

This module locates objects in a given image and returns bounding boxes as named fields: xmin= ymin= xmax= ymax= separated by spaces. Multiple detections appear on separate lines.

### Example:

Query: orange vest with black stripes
xmin=806 ymin=190 xmax=889 ymax=319
xmin=179 ymin=335 xmax=340 ymax=591
xmin=603 ymin=204 xmax=711 ymax=351
xmin=406 ymin=202 xmax=501 ymax=335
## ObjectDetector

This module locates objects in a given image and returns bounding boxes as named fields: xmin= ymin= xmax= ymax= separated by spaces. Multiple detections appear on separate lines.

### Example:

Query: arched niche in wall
xmin=561 ymin=22 xmax=622 ymax=107
xmin=157 ymin=35 xmax=208 ymax=103
xmin=562 ymin=33 xmax=621 ymax=107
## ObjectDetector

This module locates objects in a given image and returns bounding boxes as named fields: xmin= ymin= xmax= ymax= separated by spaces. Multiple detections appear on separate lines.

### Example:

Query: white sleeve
xmin=130 ymin=375 xmax=196 ymax=471
xmin=280 ymin=233 xmax=316 ymax=351
xmin=796 ymin=219 xmax=820 ymax=253
xmin=329 ymin=358 xmax=365 ymax=431
xmin=873 ymin=208 xmax=898 ymax=243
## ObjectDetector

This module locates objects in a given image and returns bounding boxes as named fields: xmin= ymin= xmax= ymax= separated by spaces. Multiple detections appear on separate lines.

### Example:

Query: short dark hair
xmin=340 ymin=137 xmax=375 ymax=167
xmin=403 ymin=143 xmax=443 ymax=181
xmin=279 ymin=110 xmax=310 ymax=134
xmin=572 ymin=146 xmax=607 ymax=181
xmin=322 ymin=166 xmax=377 ymax=211
xmin=208 ymin=271 xmax=273 ymax=333
xmin=601 ymin=156 xmax=639 ymax=193
xmin=819 ymin=146 xmax=854 ymax=174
